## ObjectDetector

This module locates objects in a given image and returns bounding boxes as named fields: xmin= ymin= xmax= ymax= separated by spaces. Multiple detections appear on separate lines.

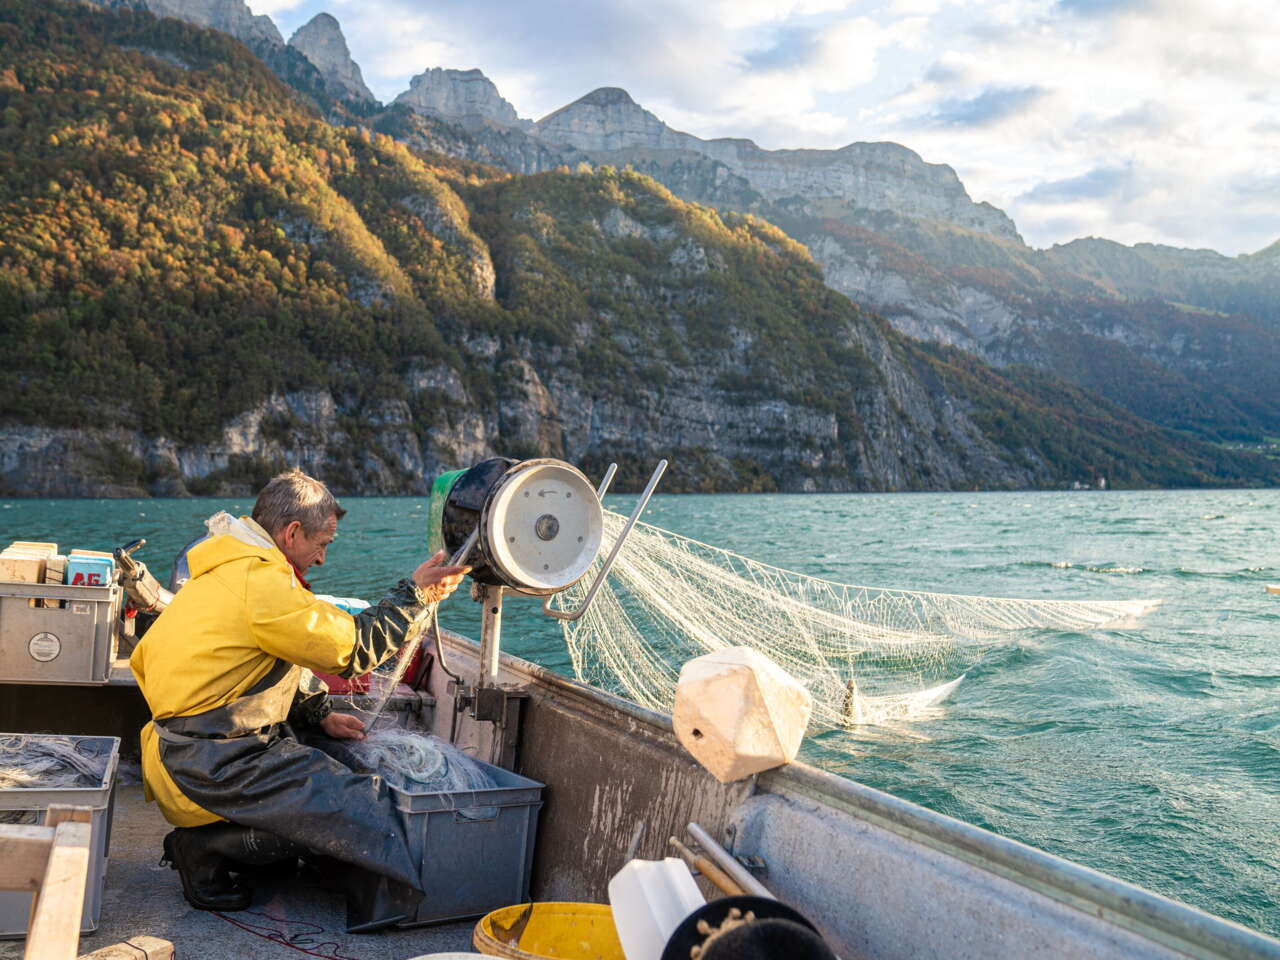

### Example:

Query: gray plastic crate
xmin=0 ymin=733 xmax=120 ymax=938
xmin=0 ymin=581 xmax=121 ymax=684
xmin=392 ymin=760 xmax=543 ymax=926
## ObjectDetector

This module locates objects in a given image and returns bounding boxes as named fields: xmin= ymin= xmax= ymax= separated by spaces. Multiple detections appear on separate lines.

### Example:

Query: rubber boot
xmin=221 ymin=826 xmax=305 ymax=884
xmin=161 ymin=826 xmax=251 ymax=912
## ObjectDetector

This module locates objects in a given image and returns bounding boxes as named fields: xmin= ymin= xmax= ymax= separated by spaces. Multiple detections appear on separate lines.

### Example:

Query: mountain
xmin=395 ymin=68 xmax=530 ymax=132
xmin=387 ymin=72 xmax=1280 ymax=446
xmin=70 ymin=1 xmax=1279 ymax=447
xmin=533 ymin=88 xmax=1019 ymax=240
xmin=83 ymin=0 xmax=281 ymax=47
xmin=5 ymin=0 xmax=1272 ymax=496
xmin=84 ymin=0 xmax=374 ymax=112
xmin=288 ymin=13 xmax=374 ymax=105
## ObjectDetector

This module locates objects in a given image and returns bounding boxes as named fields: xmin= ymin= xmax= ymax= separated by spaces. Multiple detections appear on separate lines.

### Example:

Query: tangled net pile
xmin=554 ymin=512 xmax=1160 ymax=730
xmin=0 ymin=735 xmax=110 ymax=824
xmin=320 ymin=729 xmax=496 ymax=819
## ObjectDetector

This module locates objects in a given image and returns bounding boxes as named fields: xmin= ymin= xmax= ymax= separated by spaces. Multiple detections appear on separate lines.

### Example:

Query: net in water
xmin=553 ymin=511 xmax=1160 ymax=730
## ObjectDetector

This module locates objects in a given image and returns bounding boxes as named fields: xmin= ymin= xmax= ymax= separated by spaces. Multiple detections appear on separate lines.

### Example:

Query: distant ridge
xmin=49 ymin=0 xmax=1280 ymax=475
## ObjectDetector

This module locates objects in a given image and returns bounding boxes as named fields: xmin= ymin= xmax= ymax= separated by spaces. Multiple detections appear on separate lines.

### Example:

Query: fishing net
xmin=0 ymin=735 xmax=111 ymax=824
xmin=554 ymin=511 xmax=1160 ymax=730
xmin=316 ymin=729 xmax=496 ymax=818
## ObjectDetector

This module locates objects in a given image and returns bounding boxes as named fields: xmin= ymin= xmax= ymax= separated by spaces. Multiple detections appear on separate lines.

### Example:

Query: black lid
xmin=660 ymin=896 xmax=834 ymax=960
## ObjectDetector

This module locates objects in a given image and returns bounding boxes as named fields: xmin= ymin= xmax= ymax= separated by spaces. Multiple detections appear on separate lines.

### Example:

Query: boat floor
xmin=0 ymin=785 xmax=476 ymax=960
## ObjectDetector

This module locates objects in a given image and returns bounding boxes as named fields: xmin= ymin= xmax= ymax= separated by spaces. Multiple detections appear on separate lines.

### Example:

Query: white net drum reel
xmin=480 ymin=460 xmax=604 ymax=594
xmin=423 ymin=456 xmax=666 ymax=755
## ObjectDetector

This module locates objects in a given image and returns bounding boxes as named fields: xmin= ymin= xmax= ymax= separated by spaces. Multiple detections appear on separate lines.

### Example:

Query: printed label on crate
xmin=71 ymin=602 xmax=91 ymax=615
xmin=28 ymin=632 xmax=61 ymax=662
xmin=70 ymin=571 xmax=107 ymax=586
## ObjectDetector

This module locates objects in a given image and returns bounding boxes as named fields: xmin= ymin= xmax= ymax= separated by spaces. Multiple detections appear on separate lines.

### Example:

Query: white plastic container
xmin=608 ymin=858 xmax=705 ymax=960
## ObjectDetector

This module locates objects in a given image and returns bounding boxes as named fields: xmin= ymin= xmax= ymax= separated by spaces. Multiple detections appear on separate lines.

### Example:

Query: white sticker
xmin=29 ymin=632 xmax=61 ymax=663
xmin=71 ymin=602 xmax=91 ymax=616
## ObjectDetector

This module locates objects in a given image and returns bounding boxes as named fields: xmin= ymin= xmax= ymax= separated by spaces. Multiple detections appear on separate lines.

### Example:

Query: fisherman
xmin=130 ymin=468 xmax=470 ymax=932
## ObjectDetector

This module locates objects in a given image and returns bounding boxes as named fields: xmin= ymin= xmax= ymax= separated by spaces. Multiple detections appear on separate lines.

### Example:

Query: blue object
xmin=315 ymin=595 xmax=371 ymax=615
xmin=66 ymin=556 xmax=114 ymax=589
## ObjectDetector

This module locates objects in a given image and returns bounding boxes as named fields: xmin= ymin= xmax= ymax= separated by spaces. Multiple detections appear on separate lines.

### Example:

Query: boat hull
xmin=430 ymin=634 xmax=1280 ymax=960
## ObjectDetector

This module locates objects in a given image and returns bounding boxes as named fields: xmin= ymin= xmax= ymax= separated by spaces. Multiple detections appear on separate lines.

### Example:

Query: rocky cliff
xmin=395 ymin=68 xmax=531 ymax=132
xmin=74 ymin=1 xmax=1279 ymax=446
xmin=85 ymin=0 xmax=282 ymax=48
xmin=533 ymin=88 xmax=1019 ymax=240
xmin=288 ymin=13 xmax=374 ymax=104
xmin=385 ymin=70 xmax=1279 ymax=444
xmin=7 ymin=1 xmax=1269 ymax=498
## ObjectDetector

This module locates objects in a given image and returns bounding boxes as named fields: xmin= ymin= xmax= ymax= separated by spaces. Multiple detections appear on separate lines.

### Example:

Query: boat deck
xmin=0 ymin=785 xmax=476 ymax=960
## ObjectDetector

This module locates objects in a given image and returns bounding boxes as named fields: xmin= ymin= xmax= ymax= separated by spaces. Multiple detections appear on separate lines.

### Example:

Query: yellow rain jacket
xmin=131 ymin=518 xmax=371 ymax=826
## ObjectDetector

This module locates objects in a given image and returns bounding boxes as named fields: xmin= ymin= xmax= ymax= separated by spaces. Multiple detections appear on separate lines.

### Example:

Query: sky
xmin=257 ymin=0 xmax=1279 ymax=255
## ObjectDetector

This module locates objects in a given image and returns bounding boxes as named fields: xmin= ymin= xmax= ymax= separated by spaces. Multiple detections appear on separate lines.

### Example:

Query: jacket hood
xmin=187 ymin=512 xmax=283 ymax=578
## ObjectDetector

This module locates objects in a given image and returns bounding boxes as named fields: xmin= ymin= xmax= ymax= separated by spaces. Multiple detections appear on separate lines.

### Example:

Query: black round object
xmin=439 ymin=456 xmax=517 ymax=585
xmin=660 ymin=896 xmax=828 ymax=960
xmin=692 ymin=919 xmax=837 ymax=960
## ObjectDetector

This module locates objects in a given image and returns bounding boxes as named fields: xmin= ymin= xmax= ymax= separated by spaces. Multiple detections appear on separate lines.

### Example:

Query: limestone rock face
xmin=288 ymin=13 xmax=375 ymax=104
xmin=527 ymin=88 xmax=1018 ymax=241
xmin=536 ymin=87 xmax=697 ymax=153
xmin=672 ymin=648 xmax=813 ymax=784
xmin=394 ymin=68 xmax=530 ymax=131
xmin=133 ymin=0 xmax=283 ymax=48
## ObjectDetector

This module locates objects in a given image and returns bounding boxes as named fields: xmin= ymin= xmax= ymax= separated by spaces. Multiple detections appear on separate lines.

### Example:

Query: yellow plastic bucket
xmin=473 ymin=902 xmax=625 ymax=960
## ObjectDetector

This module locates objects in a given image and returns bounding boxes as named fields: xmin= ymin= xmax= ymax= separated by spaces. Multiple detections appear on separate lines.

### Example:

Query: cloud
xmin=745 ymin=27 xmax=822 ymax=71
xmin=922 ymin=61 xmax=963 ymax=84
xmin=1019 ymin=165 xmax=1134 ymax=205
xmin=262 ymin=0 xmax=1279 ymax=254
xmin=248 ymin=0 xmax=309 ymax=15
xmin=911 ymin=86 xmax=1045 ymax=128
xmin=1054 ymin=0 xmax=1150 ymax=17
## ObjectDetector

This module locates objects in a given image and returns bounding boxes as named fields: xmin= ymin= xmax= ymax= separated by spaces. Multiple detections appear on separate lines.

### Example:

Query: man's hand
xmin=412 ymin=550 xmax=471 ymax=604
xmin=320 ymin=712 xmax=367 ymax=740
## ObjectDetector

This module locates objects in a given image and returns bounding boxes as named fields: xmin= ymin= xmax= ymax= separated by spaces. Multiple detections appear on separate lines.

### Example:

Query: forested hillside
xmin=0 ymin=0 xmax=1274 ymax=496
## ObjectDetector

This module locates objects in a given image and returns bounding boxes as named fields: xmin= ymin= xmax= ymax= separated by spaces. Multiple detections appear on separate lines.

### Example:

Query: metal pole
xmin=478 ymin=584 xmax=503 ymax=687
xmin=686 ymin=821 xmax=773 ymax=899
xmin=596 ymin=462 xmax=619 ymax=499
xmin=543 ymin=458 xmax=668 ymax=622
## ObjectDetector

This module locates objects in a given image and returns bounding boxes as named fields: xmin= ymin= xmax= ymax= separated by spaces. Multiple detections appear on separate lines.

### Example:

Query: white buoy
xmin=672 ymin=647 xmax=813 ymax=783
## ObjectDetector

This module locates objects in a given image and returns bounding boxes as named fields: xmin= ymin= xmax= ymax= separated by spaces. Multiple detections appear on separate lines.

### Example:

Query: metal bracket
xmin=735 ymin=854 xmax=769 ymax=878
xmin=473 ymin=685 xmax=509 ymax=722
xmin=449 ymin=678 xmax=527 ymax=769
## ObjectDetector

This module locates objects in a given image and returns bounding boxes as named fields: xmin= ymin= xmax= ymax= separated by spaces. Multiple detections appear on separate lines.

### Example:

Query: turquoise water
xmin=3 ymin=490 xmax=1277 ymax=936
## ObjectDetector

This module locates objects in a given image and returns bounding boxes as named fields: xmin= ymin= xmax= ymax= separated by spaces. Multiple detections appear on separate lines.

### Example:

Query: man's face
xmin=277 ymin=514 xmax=337 ymax=575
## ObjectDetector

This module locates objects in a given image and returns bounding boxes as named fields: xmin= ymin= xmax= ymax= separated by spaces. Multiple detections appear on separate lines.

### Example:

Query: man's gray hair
xmin=252 ymin=468 xmax=346 ymax=536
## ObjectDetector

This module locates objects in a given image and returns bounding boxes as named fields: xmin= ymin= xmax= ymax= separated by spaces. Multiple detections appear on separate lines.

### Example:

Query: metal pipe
xmin=686 ymin=821 xmax=773 ymax=899
xmin=596 ymin=462 xmax=618 ymax=499
xmin=543 ymin=459 xmax=668 ymax=622
xmin=421 ymin=526 xmax=481 ymax=693
xmin=478 ymin=583 xmax=504 ymax=686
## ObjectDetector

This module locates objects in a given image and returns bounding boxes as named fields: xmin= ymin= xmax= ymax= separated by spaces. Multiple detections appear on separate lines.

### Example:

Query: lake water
xmin=2 ymin=489 xmax=1277 ymax=936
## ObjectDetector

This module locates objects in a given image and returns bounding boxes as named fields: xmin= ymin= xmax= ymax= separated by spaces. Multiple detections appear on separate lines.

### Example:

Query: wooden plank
xmin=0 ymin=824 xmax=54 ymax=891
xmin=0 ymin=553 xmax=47 ymax=581
xmin=45 ymin=805 xmax=93 ymax=826
xmin=77 ymin=937 xmax=174 ymax=960
xmin=25 ymin=820 xmax=91 ymax=960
